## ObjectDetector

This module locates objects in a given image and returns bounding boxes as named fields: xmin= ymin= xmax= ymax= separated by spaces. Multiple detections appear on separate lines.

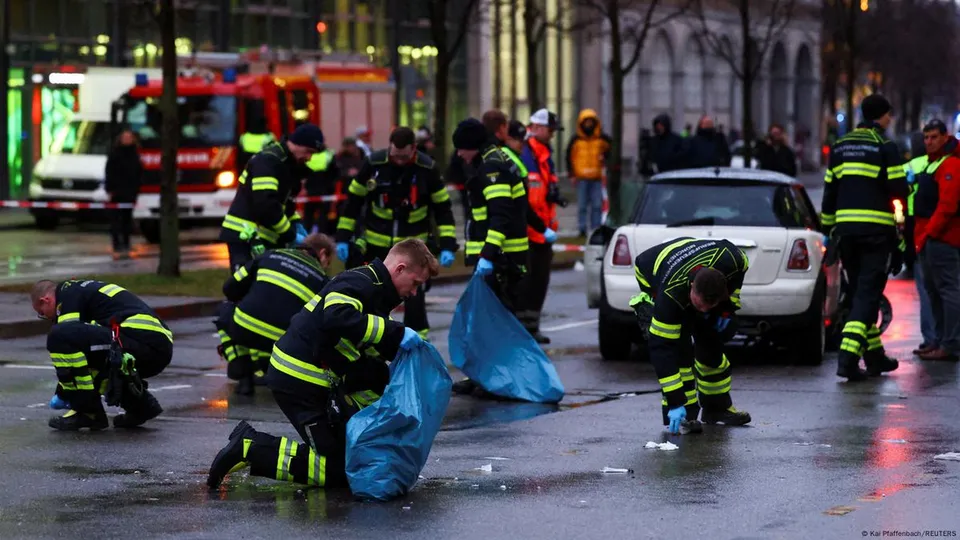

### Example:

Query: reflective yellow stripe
xmin=269 ymin=214 xmax=292 ymax=234
xmin=276 ymin=437 xmax=297 ymax=481
xmin=257 ymin=269 xmax=315 ymax=303
xmin=840 ymin=337 xmax=862 ymax=355
xmin=466 ymin=240 xmax=484 ymax=256
xmin=731 ymin=289 xmax=742 ymax=308
xmin=121 ymin=314 xmax=173 ymax=342
xmin=251 ymin=176 xmax=280 ymax=191
xmin=634 ymin=268 xmax=650 ymax=288
xmin=431 ymin=189 xmax=450 ymax=203
xmin=485 ymin=229 xmax=506 ymax=247
xmin=364 ymin=229 xmax=393 ymax=248
xmin=824 ymin=169 xmax=835 ymax=184
xmin=269 ymin=346 xmax=339 ymax=388
xmin=57 ymin=312 xmax=81 ymax=323
xmin=51 ymin=352 xmax=86 ymax=368
xmin=843 ymin=321 xmax=867 ymax=336
xmin=324 ymin=292 xmax=363 ymax=311
xmin=335 ymin=338 xmax=361 ymax=362
xmin=653 ymin=238 xmax=697 ymax=274
xmin=503 ymin=237 xmax=528 ymax=253
xmin=472 ymin=206 xmax=488 ymax=220
xmin=362 ymin=314 xmax=386 ymax=345
xmin=233 ymin=307 xmax=285 ymax=341
xmin=695 ymin=354 xmax=730 ymax=377
xmin=75 ymin=374 xmax=95 ymax=391
xmin=233 ymin=266 xmax=249 ymax=282
xmin=658 ymin=373 xmax=683 ymax=393
xmin=649 ymin=317 xmax=682 ymax=340
xmin=887 ymin=166 xmax=906 ymax=180
xmin=98 ymin=284 xmax=125 ymax=298
xmin=834 ymin=162 xmax=881 ymax=178
xmin=679 ymin=367 xmax=694 ymax=382
xmin=821 ymin=213 xmax=836 ymax=226
xmin=697 ymin=377 xmax=731 ymax=395
xmin=836 ymin=209 xmax=895 ymax=226
xmin=305 ymin=294 xmax=321 ymax=312
xmin=348 ymin=179 xmax=368 ymax=197
xmin=408 ymin=206 xmax=429 ymax=223
xmin=371 ymin=205 xmax=393 ymax=220
xmin=483 ymin=184 xmax=511 ymax=200
xmin=346 ymin=390 xmax=381 ymax=408
xmin=510 ymin=183 xmax=526 ymax=198
xmin=337 ymin=216 xmax=356 ymax=232
xmin=307 ymin=450 xmax=326 ymax=486
xmin=223 ymin=214 xmax=279 ymax=242
xmin=437 ymin=224 xmax=456 ymax=237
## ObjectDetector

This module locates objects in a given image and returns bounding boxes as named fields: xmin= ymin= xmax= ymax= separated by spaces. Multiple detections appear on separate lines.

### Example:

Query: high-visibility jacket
xmin=914 ymin=137 xmax=960 ymax=250
xmin=632 ymin=238 xmax=748 ymax=409
xmin=223 ymin=248 xmax=329 ymax=344
xmin=266 ymin=259 xmax=405 ymax=401
xmin=239 ymin=132 xmax=276 ymax=154
xmin=821 ymin=124 xmax=908 ymax=237
xmin=521 ymin=137 xmax=558 ymax=244
xmin=463 ymin=143 xmax=530 ymax=266
xmin=54 ymin=279 xmax=173 ymax=343
xmin=500 ymin=144 xmax=547 ymax=236
xmin=904 ymin=154 xmax=929 ymax=216
xmin=335 ymin=150 xmax=457 ymax=254
xmin=218 ymin=140 xmax=302 ymax=247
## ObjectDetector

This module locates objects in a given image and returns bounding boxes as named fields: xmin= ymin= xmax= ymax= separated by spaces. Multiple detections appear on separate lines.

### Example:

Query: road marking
xmin=4 ymin=364 xmax=52 ymax=370
xmin=27 ymin=403 xmax=48 ymax=408
xmin=204 ymin=373 xmax=227 ymax=378
xmin=151 ymin=384 xmax=192 ymax=392
xmin=541 ymin=320 xmax=597 ymax=332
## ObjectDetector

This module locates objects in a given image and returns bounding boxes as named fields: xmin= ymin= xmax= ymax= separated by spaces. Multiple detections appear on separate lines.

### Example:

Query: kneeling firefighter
xmin=215 ymin=233 xmax=335 ymax=395
xmin=206 ymin=239 xmax=439 ymax=490
xmin=30 ymin=279 xmax=173 ymax=431
xmin=632 ymin=238 xmax=752 ymax=434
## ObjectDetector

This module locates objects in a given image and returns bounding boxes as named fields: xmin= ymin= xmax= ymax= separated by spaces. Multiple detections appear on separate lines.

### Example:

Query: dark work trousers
xmin=483 ymin=260 xmax=527 ymax=316
xmin=921 ymin=239 xmax=960 ymax=355
xmin=518 ymin=242 xmax=554 ymax=333
xmin=365 ymin=246 xmax=429 ymax=335
xmin=837 ymin=234 xmax=892 ymax=367
xmin=242 ymin=387 xmax=349 ymax=488
xmin=302 ymin=187 xmax=328 ymax=235
xmin=48 ymin=321 xmax=173 ymax=414
xmin=214 ymin=302 xmax=272 ymax=381
xmin=227 ymin=243 xmax=254 ymax=274
xmin=110 ymin=208 xmax=134 ymax=252
xmin=648 ymin=312 xmax=735 ymax=425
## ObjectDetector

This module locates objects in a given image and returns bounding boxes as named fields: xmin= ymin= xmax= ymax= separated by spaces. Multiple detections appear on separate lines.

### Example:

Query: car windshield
xmin=121 ymin=95 xmax=237 ymax=149
xmin=635 ymin=180 xmax=816 ymax=229
xmin=49 ymin=120 xmax=112 ymax=155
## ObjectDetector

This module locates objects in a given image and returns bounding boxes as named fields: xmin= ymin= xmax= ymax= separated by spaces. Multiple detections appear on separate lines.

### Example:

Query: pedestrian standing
xmin=303 ymin=144 xmax=339 ymax=235
xmin=821 ymin=94 xmax=908 ymax=380
xmin=756 ymin=123 xmax=798 ymax=177
xmin=913 ymin=119 xmax=960 ymax=361
xmin=565 ymin=109 xmax=612 ymax=237
xmin=650 ymin=115 xmax=686 ymax=173
xmin=104 ymin=130 xmax=143 ymax=260
xmin=685 ymin=116 xmax=732 ymax=168
xmin=903 ymin=137 xmax=939 ymax=353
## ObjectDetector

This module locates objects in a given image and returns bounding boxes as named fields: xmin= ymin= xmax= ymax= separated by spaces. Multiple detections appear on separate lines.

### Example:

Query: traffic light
xmin=316 ymin=21 xmax=327 ymax=33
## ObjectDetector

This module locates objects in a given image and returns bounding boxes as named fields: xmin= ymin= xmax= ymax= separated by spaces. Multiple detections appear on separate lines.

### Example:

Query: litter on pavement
xmin=474 ymin=463 xmax=493 ymax=473
xmin=600 ymin=467 xmax=632 ymax=474
xmin=880 ymin=439 xmax=908 ymax=444
xmin=644 ymin=441 xmax=679 ymax=451
xmin=933 ymin=452 xmax=960 ymax=461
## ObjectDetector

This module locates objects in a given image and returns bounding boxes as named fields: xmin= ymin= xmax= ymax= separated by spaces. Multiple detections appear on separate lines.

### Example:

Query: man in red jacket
xmin=913 ymin=119 xmax=960 ymax=361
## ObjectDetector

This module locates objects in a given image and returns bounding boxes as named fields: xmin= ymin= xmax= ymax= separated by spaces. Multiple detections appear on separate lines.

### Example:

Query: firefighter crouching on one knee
xmin=632 ymin=238 xmax=752 ymax=434
xmin=216 ymin=233 xmax=335 ymax=396
xmin=206 ymin=239 xmax=439 ymax=490
xmin=219 ymin=123 xmax=327 ymax=272
xmin=31 ymin=279 xmax=173 ymax=431
xmin=334 ymin=126 xmax=458 ymax=341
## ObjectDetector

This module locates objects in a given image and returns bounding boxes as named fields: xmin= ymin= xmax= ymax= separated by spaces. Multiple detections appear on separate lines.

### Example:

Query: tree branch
xmin=444 ymin=0 xmax=482 ymax=66
xmin=694 ymin=0 xmax=744 ymax=79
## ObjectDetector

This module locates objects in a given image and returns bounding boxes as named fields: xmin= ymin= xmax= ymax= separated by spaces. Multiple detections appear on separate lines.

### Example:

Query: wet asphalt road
xmin=1 ymin=269 xmax=959 ymax=539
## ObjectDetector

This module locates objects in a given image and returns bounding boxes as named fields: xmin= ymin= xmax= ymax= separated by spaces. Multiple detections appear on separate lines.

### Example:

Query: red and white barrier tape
xmin=552 ymin=243 xmax=585 ymax=253
xmin=0 ymin=200 xmax=136 ymax=210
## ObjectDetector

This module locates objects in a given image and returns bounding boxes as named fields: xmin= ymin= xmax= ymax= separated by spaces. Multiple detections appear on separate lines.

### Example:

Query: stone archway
xmin=648 ymin=30 xmax=675 ymax=121
xmin=682 ymin=36 xmax=705 ymax=122
xmin=768 ymin=42 xmax=790 ymax=128
xmin=793 ymin=44 xmax=816 ymax=166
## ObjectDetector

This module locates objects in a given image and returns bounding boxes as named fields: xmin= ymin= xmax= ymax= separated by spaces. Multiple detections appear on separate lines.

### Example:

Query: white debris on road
xmin=934 ymin=452 xmax=960 ymax=461
xmin=644 ymin=441 xmax=679 ymax=451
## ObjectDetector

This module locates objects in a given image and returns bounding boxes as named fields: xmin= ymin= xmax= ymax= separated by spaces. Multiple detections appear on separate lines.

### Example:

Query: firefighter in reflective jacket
xmin=237 ymin=116 xmax=276 ymax=172
xmin=334 ymin=127 xmax=458 ymax=340
xmin=303 ymin=148 xmax=340 ymax=235
xmin=821 ymin=95 xmax=907 ymax=381
xmin=206 ymin=240 xmax=439 ymax=490
xmin=631 ymin=238 xmax=752 ymax=434
xmin=216 ymin=233 xmax=335 ymax=396
xmin=30 ymin=279 xmax=173 ymax=431
xmin=519 ymin=109 xmax=564 ymax=343
xmin=219 ymin=123 xmax=326 ymax=272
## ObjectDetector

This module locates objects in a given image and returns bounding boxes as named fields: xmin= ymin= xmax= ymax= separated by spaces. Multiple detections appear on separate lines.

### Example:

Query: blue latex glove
xmin=822 ymin=234 xmax=829 ymax=248
xmin=439 ymin=250 xmax=456 ymax=268
xmin=667 ymin=406 xmax=687 ymax=434
xmin=294 ymin=223 xmax=308 ymax=244
xmin=336 ymin=242 xmax=350 ymax=262
xmin=715 ymin=316 xmax=732 ymax=333
xmin=399 ymin=327 xmax=423 ymax=351
xmin=474 ymin=258 xmax=494 ymax=276
xmin=544 ymin=228 xmax=558 ymax=243
xmin=50 ymin=395 xmax=70 ymax=410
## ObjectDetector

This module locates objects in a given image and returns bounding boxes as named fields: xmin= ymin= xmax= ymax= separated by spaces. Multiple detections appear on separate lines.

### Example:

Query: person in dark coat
xmin=685 ymin=116 xmax=731 ymax=168
xmin=651 ymin=114 xmax=687 ymax=173
xmin=756 ymin=123 xmax=797 ymax=177
xmin=104 ymin=130 xmax=143 ymax=259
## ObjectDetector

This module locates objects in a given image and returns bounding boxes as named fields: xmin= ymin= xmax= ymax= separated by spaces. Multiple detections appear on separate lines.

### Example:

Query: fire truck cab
xmin=114 ymin=68 xmax=320 ymax=243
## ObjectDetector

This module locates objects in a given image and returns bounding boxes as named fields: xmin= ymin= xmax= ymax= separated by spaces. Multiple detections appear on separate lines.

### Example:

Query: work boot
xmin=865 ymin=354 xmax=900 ymax=376
xmin=701 ymin=406 xmax=752 ymax=426
xmin=207 ymin=421 xmax=258 ymax=489
xmin=679 ymin=419 xmax=703 ymax=434
xmin=226 ymin=360 xmax=246 ymax=381
xmin=836 ymin=359 xmax=868 ymax=381
xmin=49 ymin=409 xmax=109 ymax=431
xmin=532 ymin=331 xmax=551 ymax=345
xmin=113 ymin=390 xmax=163 ymax=428
xmin=235 ymin=375 xmax=255 ymax=396
xmin=452 ymin=378 xmax=477 ymax=395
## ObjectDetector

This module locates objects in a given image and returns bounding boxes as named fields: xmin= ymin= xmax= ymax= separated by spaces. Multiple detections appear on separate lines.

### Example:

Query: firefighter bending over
xmin=632 ymin=238 xmax=752 ymax=434
xmin=206 ymin=239 xmax=439 ymax=490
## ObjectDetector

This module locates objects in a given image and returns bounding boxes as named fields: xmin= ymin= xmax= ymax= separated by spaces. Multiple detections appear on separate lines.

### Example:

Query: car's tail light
xmin=611 ymin=234 xmax=632 ymax=266
xmin=787 ymin=239 xmax=810 ymax=271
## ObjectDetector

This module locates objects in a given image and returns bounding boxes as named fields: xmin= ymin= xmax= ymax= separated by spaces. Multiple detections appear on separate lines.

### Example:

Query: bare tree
xmin=569 ymin=0 xmax=689 ymax=225
xmin=522 ymin=0 xmax=549 ymax=110
xmin=428 ymin=0 xmax=483 ymax=168
xmin=695 ymin=0 xmax=797 ymax=165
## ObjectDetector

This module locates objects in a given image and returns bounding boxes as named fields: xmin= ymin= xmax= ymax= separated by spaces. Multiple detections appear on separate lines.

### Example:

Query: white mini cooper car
xmin=585 ymin=168 xmax=841 ymax=365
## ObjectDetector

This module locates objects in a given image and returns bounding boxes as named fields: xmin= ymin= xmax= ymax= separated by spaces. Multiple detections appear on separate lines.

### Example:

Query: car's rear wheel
xmin=792 ymin=278 xmax=826 ymax=366
xmin=599 ymin=307 xmax=633 ymax=361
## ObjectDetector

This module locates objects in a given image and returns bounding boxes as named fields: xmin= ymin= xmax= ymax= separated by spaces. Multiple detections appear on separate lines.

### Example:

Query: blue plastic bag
xmin=344 ymin=342 xmax=452 ymax=501
xmin=448 ymin=275 xmax=565 ymax=403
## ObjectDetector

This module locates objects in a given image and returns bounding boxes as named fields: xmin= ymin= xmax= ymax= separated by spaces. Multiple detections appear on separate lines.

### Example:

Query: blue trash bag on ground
xmin=344 ymin=342 xmax=452 ymax=501
xmin=448 ymin=275 xmax=565 ymax=403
